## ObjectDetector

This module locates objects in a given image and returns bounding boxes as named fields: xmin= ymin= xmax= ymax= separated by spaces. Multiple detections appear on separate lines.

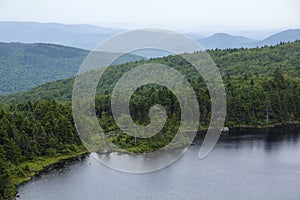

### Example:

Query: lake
xmin=17 ymin=125 xmax=300 ymax=200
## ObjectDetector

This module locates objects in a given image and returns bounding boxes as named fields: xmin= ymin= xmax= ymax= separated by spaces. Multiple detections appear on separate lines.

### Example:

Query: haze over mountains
xmin=198 ymin=33 xmax=257 ymax=49
xmin=1 ymin=21 xmax=300 ymax=50
xmin=0 ymin=21 xmax=123 ymax=50
xmin=199 ymin=29 xmax=300 ymax=49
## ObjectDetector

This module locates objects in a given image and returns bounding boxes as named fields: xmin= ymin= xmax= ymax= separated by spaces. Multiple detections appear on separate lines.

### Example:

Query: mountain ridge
xmin=0 ymin=21 xmax=299 ymax=50
xmin=199 ymin=29 xmax=300 ymax=49
xmin=198 ymin=33 xmax=257 ymax=49
xmin=0 ymin=21 xmax=123 ymax=50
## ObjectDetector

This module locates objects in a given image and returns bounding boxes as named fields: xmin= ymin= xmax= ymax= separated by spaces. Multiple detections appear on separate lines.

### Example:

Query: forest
xmin=0 ymin=42 xmax=143 ymax=96
xmin=0 ymin=41 xmax=300 ymax=199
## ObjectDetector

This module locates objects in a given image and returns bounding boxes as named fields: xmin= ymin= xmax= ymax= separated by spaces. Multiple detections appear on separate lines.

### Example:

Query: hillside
xmin=260 ymin=29 xmax=300 ymax=46
xmin=0 ymin=42 xmax=144 ymax=96
xmin=0 ymin=42 xmax=88 ymax=95
xmin=1 ymin=41 xmax=299 ymax=103
xmin=1 ymin=41 xmax=299 ymax=132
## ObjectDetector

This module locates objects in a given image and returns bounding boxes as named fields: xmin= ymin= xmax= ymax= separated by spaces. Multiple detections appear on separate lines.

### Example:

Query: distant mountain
xmin=198 ymin=33 xmax=256 ymax=49
xmin=0 ymin=21 xmax=299 ymax=51
xmin=0 ymin=21 xmax=123 ymax=49
xmin=0 ymin=42 xmax=144 ymax=96
xmin=259 ymin=29 xmax=300 ymax=46
xmin=0 ymin=22 xmax=174 ymax=59
xmin=198 ymin=29 xmax=300 ymax=50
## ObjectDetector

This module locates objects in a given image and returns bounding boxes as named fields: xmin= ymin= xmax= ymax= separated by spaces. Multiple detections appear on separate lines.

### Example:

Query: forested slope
xmin=0 ymin=42 xmax=88 ymax=96
xmin=0 ymin=42 xmax=144 ymax=96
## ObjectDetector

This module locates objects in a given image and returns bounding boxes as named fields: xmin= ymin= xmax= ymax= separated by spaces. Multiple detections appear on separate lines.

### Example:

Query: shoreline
xmin=198 ymin=121 xmax=300 ymax=132
xmin=229 ymin=121 xmax=300 ymax=129
xmin=97 ymin=122 xmax=300 ymax=155
xmin=14 ymin=149 xmax=89 ymax=198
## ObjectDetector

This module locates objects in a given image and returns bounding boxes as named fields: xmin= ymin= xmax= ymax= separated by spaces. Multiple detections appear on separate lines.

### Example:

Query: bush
xmin=16 ymin=167 xmax=26 ymax=177
xmin=61 ymin=148 xmax=72 ymax=154
xmin=45 ymin=148 xmax=57 ymax=156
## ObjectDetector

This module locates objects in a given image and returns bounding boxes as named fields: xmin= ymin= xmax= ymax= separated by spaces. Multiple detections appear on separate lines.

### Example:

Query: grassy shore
xmin=12 ymin=147 xmax=89 ymax=186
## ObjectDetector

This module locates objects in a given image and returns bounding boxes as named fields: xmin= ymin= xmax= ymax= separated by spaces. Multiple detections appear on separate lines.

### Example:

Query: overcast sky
xmin=1 ymin=0 xmax=299 ymax=34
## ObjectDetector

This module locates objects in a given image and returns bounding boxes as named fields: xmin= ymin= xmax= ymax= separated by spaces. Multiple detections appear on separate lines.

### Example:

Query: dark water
xmin=18 ymin=125 xmax=300 ymax=200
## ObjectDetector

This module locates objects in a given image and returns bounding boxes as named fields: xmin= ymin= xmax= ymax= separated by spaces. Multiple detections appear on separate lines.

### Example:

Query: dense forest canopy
xmin=0 ymin=42 xmax=88 ymax=96
xmin=0 ymin=42 xmax=144 ymax=96
xmin=0 ymin=41 xmax=300 ymax=199
xmin=1 ymin=41 xmax=299 ymax=102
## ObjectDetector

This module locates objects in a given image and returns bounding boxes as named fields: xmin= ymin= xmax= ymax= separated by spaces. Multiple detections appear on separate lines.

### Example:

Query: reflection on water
xmin=93 ymin=147 xmax=186 ymax=173
xmin=18 ymin=124 xmax=300 ymax=200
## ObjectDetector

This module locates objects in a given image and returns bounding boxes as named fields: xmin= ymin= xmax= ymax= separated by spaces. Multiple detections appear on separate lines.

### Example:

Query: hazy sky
xmin=1 ymin=0 xmax=299 ymax=33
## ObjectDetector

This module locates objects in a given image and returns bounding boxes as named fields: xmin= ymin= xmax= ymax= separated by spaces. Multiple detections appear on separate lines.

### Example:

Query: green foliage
xmin=0 ymin=42 xmax=88 ymax=96
xmin=0 ymin=42 xmax=144 ymax=96
xmin=45 ymin=148 xmax=58 ymax=156
xmin=0 ymin=100 xmax=84 ymax=199
xmin=0 ymin=145 xmax=16 ymax=199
